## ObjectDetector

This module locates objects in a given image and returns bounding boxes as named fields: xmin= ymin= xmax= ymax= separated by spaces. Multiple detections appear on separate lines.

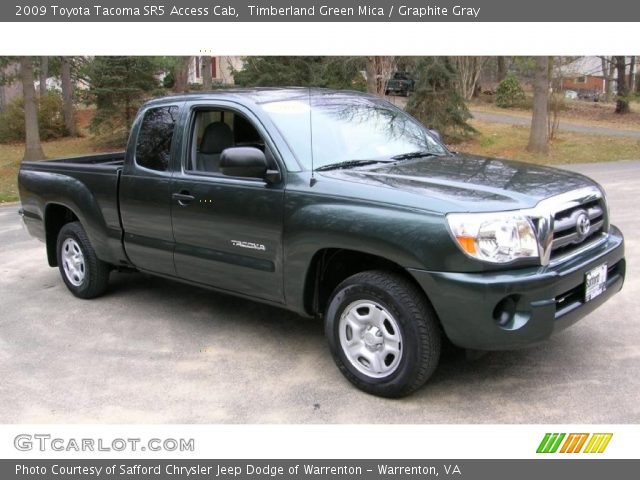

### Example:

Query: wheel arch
xmin=302 ymin=248 xmax=427 ymax=317
xmin=44 ymin=203 xmax=79 ymax=267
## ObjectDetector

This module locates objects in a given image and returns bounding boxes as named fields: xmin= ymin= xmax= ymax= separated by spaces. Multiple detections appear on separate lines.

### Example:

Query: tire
xmin=325 ymin=270 xmax=441 ymax=398
xmin=56 ymin=221 xmax=110 ymax=299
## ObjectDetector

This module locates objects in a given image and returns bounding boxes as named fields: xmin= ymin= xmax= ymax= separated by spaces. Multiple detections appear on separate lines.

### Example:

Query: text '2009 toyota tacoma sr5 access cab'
xmin=18 ymin=89 xmax=626 ymax=397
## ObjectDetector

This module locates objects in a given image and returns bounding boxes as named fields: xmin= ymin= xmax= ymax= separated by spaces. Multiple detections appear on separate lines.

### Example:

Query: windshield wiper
xmin=391 ymin=150 xmax=439 ymax=161
xmin=315 ymin=159 xmax=390 ymax=172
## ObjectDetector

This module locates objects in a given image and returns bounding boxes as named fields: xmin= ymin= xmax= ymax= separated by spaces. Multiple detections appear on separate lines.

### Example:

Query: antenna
xmin=308 ymin=86 xmax=316 ymax=187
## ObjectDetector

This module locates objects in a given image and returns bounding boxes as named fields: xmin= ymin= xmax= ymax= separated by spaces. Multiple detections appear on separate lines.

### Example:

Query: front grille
xmin=549 ymin=198 xmax=607 ymax=261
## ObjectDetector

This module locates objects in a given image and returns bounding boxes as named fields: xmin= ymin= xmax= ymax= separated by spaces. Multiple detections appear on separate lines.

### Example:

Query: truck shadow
xmin=107 ymin=270 xmax=597 ymax=401
xmin=108 ymin=270 xmax=323 ymax=337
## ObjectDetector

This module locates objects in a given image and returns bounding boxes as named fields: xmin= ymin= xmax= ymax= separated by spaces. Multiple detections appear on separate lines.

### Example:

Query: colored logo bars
xmin=537 ymin=433 xmax=613 ymax=454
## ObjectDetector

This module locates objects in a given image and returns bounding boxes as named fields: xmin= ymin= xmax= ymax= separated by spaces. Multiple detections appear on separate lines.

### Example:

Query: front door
xmin=170 ymin=105 xmax=285 ymax=303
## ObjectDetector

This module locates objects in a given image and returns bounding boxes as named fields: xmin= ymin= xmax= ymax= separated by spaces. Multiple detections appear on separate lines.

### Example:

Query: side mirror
xmin=429 ymin=129 xmax=442 ymax=142
xmin=220 ymin=147 xmax=268 ymax=179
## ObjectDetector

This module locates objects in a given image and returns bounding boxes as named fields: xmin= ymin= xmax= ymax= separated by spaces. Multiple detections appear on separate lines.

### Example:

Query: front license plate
xmin=585 ymin=263 xmax=607 ymax=302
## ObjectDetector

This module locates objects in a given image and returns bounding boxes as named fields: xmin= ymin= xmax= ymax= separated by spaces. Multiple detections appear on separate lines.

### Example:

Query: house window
xmin=576 ymin=76 xmax=586 ymax=83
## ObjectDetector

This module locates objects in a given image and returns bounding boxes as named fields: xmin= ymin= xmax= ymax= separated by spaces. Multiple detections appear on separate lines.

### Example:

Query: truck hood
xmin=318 ymin=153 xmax=597 ymax=212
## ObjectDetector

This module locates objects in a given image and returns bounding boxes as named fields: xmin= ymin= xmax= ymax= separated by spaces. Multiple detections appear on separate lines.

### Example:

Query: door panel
xmin=119 ymin=105 xmax=180 ymax=276
xmin=119 ymin=173 xmax=175 ymax=275
xmin=171 ymin=176 xmax=284 ymax=302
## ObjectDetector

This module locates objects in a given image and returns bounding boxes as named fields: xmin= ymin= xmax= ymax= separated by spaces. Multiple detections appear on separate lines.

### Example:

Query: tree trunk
xmin=365 ymin=57 xmax=378 ymax=94
xmin=61 ymin=57 xmax=76 ymax=136
xmin=454 ymin=56 xmax=485 ymax=100
xmin=39 ymin=56 xmax=48 ymax=96
xmin=20 ymin=57 xmax=45 ymax=161
xmin=173 ymin=56 xmax=192 ymax=93
xmin=600 ymin=56 xmax=615 ymax=102
xmin=629 ymin=56 xmax=636 ymax=94
xmin=365 ymin=56 xmax=396 ymax=97
xmin=527 ymin=56 xmax=550 ymax=154
xmin=202 ymin=56 xmax=213 ymax=90
xmin=497 ymin=56 xmax=508 ymax=82
xmin=615 ymin=56 xmax=629 ymax=114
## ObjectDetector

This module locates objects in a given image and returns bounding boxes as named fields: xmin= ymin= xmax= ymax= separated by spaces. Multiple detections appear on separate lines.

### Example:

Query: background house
xmin=187 ymin=56 xmax=244 ymax=86
xmin=560 ymin=56 xmax=607 ymax=94
xmin=560 ymin=56 xmax=639 ymax=97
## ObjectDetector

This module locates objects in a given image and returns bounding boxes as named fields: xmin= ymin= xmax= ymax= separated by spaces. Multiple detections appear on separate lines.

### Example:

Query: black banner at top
xmin=5 ymin=0 xmax=640 ymax=22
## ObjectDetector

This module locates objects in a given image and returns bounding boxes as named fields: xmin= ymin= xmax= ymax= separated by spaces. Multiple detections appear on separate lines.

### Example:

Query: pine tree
xmin=86 ymin=56 xmax=159 ymax=147
xmin=233 ymin=56 xmax=364 ymax=89
xmin=405 ymin=57 xmax=476 ymax=143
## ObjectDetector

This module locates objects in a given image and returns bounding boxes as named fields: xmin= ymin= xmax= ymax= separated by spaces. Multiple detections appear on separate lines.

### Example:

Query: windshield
xmin=259 ymin=92 xmax=446 ymax=170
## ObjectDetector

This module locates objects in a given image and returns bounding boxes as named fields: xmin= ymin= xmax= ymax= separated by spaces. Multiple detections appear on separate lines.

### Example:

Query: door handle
xmin=172 ymin=191 xmax=195 ymax=206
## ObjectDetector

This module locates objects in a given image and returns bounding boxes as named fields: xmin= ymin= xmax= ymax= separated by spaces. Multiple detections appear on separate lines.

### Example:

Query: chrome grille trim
xmin=530 ymin=186 xmax=609 ymax=266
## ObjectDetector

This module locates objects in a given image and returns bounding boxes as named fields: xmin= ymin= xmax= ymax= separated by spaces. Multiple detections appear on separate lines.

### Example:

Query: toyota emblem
xmin=576 ymin=211 xmax=591 ymax=238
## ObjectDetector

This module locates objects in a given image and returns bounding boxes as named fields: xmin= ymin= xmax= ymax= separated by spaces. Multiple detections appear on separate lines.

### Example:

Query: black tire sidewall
xmin=325 ymin=279 xmax=428 ymax=396
xmin=56 ymin=223 xmax=104 ymax=298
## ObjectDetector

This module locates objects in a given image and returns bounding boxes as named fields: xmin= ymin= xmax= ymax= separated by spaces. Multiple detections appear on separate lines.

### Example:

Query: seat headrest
xmin=233 ymin=115 xmax=262 ymax=144
xmin=200 ymin=122 xmax=233 ymax=154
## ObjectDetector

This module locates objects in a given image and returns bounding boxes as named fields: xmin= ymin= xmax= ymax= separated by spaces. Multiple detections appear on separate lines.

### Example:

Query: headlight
xmin=446 ymin=212 xmax=539 ymax=264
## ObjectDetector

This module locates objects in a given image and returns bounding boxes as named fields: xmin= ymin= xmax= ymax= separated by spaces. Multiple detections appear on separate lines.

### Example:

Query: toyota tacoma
xmin=18 ymin=89 xmax=626 ymax=397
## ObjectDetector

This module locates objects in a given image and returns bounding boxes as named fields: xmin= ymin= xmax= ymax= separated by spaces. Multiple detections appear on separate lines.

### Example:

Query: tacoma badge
xmin=230 ymin=240 xmax=266 ymax=251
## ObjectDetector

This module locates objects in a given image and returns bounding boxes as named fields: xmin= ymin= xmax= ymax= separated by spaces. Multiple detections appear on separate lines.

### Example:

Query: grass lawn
xmin=469 ymin=98 xmax=640 ymax=132
xmin=457 ymin=120 xmax=640 ymax=165
xmin=0 ymin=136 xmax=112 ymax=203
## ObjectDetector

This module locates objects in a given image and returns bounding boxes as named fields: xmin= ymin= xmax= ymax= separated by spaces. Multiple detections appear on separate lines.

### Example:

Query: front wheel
xmin=56 ymin=221 xmax=110 ymax=299
xmin=325 ymin=270 xmax=441 ymax=398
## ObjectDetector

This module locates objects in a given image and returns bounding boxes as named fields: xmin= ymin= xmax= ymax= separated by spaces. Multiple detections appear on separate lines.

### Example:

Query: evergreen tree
xmin=86 ymin=56 xmax=160 ymax=147
xmin=406 ymin=57 xmax=476 ymax=143
xmin=233 ymin=56 xmax=365 ymax=90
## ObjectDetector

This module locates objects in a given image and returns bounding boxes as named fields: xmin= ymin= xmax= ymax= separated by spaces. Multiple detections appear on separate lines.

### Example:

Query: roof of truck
xmin=142 ymin=87 xmax=377 ymax=108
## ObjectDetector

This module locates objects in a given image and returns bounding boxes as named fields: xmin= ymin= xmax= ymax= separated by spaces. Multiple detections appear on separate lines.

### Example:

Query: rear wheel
xmin=56 ymin=222 xmax=110 ymax=299
xmin=325 ymin=270 xmax=441 ymax=397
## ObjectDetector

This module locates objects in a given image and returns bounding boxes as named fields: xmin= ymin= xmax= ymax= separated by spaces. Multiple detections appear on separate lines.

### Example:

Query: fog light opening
xmin=493 ymin=295 xmax=518 ymax=328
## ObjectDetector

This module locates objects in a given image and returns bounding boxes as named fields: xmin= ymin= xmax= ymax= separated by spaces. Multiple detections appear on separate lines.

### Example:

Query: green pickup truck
xmin=18 ymin=89 xmax=625 ymax=397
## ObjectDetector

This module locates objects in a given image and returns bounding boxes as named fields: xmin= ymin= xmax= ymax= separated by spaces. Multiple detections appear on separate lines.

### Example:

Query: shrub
xmin=496 ymin=74 xmax=526 ymax=108
xmin=0 ymin=92 xmax=71 ymax=143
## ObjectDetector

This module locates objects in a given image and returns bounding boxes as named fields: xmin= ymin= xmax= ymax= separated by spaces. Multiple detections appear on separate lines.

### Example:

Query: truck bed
xmin=18 ymin=151 xmax=127 ymax=267
xmin=21 ymin=152 xmax=125 ymax=171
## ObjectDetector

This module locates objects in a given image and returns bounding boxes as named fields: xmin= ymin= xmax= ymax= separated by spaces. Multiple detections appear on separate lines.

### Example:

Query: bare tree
xmin=201 ymin=56 xmax=213 ymax=90
xmin=615 ymin=56 xmax=630 ymax=114
xmin=365 ymin=56 xmax=396 ymax=97
xmin=39 ymin=56 xmax=48 ymax=96
xmin=20 ymin=57 xmax=45 ymax=161
xmin=547 ymin=58 xmax=562 ymax=141
xmin=527 ymin=56 xmax=550 ymax=154
xmin=599 ymin=56 xmax=616 ymax=102
xmin=453 ymin=56 xmax=486 ymax=100
xmin=496 ymin=56 xmax=509 ymax=82
xmin=61 ymin=56 xmax=76 ymax=136
xmin=173 ymin=56 xmax=192 ymax=93
xmin=629 ymin=56 xmax=636 ymax=94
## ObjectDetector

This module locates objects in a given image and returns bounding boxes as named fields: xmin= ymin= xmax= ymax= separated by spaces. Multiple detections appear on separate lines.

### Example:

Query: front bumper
xmin=408 ymin=225 xmax=625 ymax=350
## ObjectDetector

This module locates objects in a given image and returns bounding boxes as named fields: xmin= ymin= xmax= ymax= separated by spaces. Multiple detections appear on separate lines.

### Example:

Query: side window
xmin=188 ymin=109 xmax=273 ymax=175
xmin=135 ymin=106 xmax=179 ymax=172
